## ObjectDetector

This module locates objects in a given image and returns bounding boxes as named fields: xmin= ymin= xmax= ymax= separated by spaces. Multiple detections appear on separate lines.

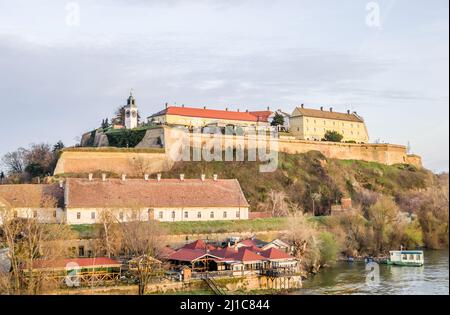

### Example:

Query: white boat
xmin=387 ymin=250 xmax=424 ymax=267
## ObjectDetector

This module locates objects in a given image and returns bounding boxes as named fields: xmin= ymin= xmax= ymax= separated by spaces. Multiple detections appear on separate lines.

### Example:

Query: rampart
xmin=55 ymin=127 xmax=422 ymax=176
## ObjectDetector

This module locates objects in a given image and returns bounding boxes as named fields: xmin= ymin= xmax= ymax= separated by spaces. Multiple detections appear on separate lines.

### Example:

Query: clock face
xmin=132 ymin=110 xmax=137 ymax=118
xmin=126 ymin=110 xmax=131 ymax=118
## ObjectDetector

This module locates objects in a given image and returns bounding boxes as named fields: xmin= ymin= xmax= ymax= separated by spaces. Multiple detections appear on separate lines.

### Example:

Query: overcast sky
xmin=0 ymin=0 xmax=448 ymax=172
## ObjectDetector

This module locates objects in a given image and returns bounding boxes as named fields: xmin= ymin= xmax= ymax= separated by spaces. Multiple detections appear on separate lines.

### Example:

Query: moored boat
xmin=387 ymin=250 xmax=424 ymax=267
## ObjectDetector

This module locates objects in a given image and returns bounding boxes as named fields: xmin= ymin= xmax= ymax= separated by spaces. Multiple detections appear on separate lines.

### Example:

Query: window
xmin=78 ymin=246 xmax=85 ymax=257
xmin=33 ymin=210 xmax=38 ymax=218
xmin=171 ymin=211 xmax=176 ymax=219
xmin=297 ymin=127 xmax=300 ymax=132
xmin=91 ymin=212 xmax=96 ymax=220
xmin=236 ymin=211 xmax=240 ymax=218
xmin=77 ymin=212 xmax=81 ymax=220
xmin=323 ymin=120 xmax=326 ymax=125
xmin=119 ymin=212 xmax=124 ymax=220
xmin=223 ymin=211 xmax=227 ymax=218
xmin=210 ymin=212 xmax=214 ymax=219
xmin=53 ymin=210 xmax=57 ymax=218
xmin=13 ymin=211 xmax=17 ymax=218
xmin=158 ymin=211 xmax=163 ymax=219
xmin=184 ymin=211 xmax=188 ymax=219
xmin=197 ymin=212 xmax=202 ymax=219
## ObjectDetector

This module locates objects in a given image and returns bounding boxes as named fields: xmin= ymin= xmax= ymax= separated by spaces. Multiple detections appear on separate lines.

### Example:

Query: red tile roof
xmin=249 ymin=111 xmax=273 ymax=123
xmin=259 ymin=248 xmax=294 ymax=260
xmin=65 ymin=178 xmax=249 ymax=208
xmin=0 ymin=184 xmax=64 ymax=208
xmin=168 ymin=248 xmax=221 ymax=262
xmin=31 ymin=257 xmax=121 ymax=270
xmin=183 ymin=240 xmax=207 ymax=250
xmin=151 ymin=106 xmax=266 ymax=123
xmin=234 ymin=247 xmax=266 ymax=262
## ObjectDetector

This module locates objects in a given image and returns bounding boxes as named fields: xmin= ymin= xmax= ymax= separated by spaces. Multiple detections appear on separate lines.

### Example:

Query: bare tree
xmin=1 ymin=148 xmax=27 ymax=174
xmin=0 ymin=204 xmax=75 ymax=294
xmin=131 ymin=156 xmax=152 ymax=177
xmin=284 ymin=213 xmax=322 ymax=273
xmin=119 ymin=214 xmax=167 ymax=295
xmin=268 ymin=190 xmax=289 ymax=217
xmin=97 ymin=209 xmax=123 ymax=258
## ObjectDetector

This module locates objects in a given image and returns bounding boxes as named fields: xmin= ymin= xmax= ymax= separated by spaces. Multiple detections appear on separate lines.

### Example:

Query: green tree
xmin=367 ymin=196 xmax=400 ymax=254
xmin=322 ymin=130 xmax=344 ymax=142
xmin=271 ymin=112 xmax=285 ymax=127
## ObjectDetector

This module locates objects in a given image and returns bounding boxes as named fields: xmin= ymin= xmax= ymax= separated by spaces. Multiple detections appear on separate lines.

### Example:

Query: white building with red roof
xmin=168 ymin=240 xmax=297 ymax=276
xmin=0 ymin=176 xmax=250 ymax=225
xmin=148 ymin=105 xmax=272 ymax=128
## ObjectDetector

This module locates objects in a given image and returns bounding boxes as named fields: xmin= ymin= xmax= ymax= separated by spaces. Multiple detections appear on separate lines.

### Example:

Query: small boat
xmin=387 ymin=250 xmax=424 ymax=267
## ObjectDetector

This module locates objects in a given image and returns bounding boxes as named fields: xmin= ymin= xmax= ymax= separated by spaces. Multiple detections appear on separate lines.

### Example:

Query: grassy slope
xmin=164 ymin=151 xmax=435 ymax=214
xmin=70 ymin=216 xmax=328 ymax=238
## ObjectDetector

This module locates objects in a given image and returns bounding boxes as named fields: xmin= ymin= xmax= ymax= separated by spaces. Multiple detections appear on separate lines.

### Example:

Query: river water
xmin=295 ymin=249 xmax=449 ymax=295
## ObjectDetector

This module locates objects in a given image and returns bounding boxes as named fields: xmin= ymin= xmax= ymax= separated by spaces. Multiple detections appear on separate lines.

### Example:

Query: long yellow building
xmin=290 ymin=105 xmax=369 ymax=143
xmin=148 ymin=105 xmax=271 ymax=128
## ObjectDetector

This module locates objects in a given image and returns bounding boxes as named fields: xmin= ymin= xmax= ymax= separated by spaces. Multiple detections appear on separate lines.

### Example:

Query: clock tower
xmin=124 ymin=90 xmax=138 ymax=129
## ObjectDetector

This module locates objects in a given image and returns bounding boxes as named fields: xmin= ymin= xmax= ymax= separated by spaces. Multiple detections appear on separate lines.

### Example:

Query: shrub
xmin=322 ymin=131 xmax=343 ymax=142
xmin=318 ymin=231 xmax=340 ymax=265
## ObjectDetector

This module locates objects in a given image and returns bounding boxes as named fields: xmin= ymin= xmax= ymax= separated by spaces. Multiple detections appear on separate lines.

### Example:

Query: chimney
xmin=180 ymin=174 xmax=185 ymax=181
xmin=267 ymin=106 xmax=270 ymax=111
xmin=237 ymin=109 xmax=240 ymax=112
xmin=102 ymin=173 xmax=107 ymax=182
xmin=121 ymin=174 xmax=126 ymax=181
xmin=182 ymin=104 xmax=185 ymax=108
xmin=201 ymin=174 xmax=206 ymax=182
xmin=203 ymin=106 xmax=207 ymax=110
xmin=347 ymin=110 xmax=351 ymax=114
xmin=320 ymin=106 xmax=323 ymax=111
xmin=246 ymin=109 xmax=249 ymax=113
xmin=301 ymin=104 xmax=304 ymax=108
xmin=144 ymin=174 xmax=149 ymax=181
xmin=88 ymin=173 xmax=93 ymax=181
xmin=59 ymin=179 xmax=64 ymax=188
xmin=330 ymin=107 xmax=333 ymax=112
xmin=213 ymin=174 xmax=218 ymax=181
xmin=165 ymin=102 xmax=168 ymax=109
xmin=157 ymin=173 xmax=162 ymax=182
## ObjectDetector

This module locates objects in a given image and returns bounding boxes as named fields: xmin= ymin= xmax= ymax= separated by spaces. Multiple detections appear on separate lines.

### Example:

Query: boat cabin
xmin=389 ymin=250 xmax=424 ymax=267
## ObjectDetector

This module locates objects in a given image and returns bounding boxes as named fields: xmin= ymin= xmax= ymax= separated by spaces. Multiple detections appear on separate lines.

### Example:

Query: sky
xmin=0 ymin=0 xmax=448 ymax=172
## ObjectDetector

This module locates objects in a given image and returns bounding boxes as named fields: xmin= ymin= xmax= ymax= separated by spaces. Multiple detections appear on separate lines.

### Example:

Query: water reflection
xmin=295 ymin=249 xmax=449 ymax=295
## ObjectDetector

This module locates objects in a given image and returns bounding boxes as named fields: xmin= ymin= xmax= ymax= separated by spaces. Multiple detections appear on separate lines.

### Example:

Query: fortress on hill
xmin=54 ymin=93 xmax=422 ymax=176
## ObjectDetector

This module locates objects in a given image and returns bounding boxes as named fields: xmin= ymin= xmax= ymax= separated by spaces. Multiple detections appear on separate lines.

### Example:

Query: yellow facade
xmin=152 ymin=114 xmax=268 ymax=128
xmin=290 ymin=107 xmax=369 ymax=143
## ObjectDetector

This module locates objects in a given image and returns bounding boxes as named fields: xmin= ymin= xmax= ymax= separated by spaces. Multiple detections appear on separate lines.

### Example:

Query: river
xmin=295 ymin=249 xmax=449 ymax=295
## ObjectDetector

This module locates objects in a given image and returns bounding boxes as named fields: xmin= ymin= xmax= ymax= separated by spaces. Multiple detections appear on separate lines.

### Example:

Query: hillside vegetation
xmin=164 ymin=151 xmax=448 ymax=252
xmin=165 ymin=151 xmax=434 ymax=214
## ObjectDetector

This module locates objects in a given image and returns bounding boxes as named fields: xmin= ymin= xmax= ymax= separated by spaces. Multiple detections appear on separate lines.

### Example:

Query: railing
xmin=202 ymin=275 xmax=227 ymax=295
xmin=191 ymin=270 xmax=233 ymax=279
xmin=261 ymin=268 xmax=297 ymax=277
